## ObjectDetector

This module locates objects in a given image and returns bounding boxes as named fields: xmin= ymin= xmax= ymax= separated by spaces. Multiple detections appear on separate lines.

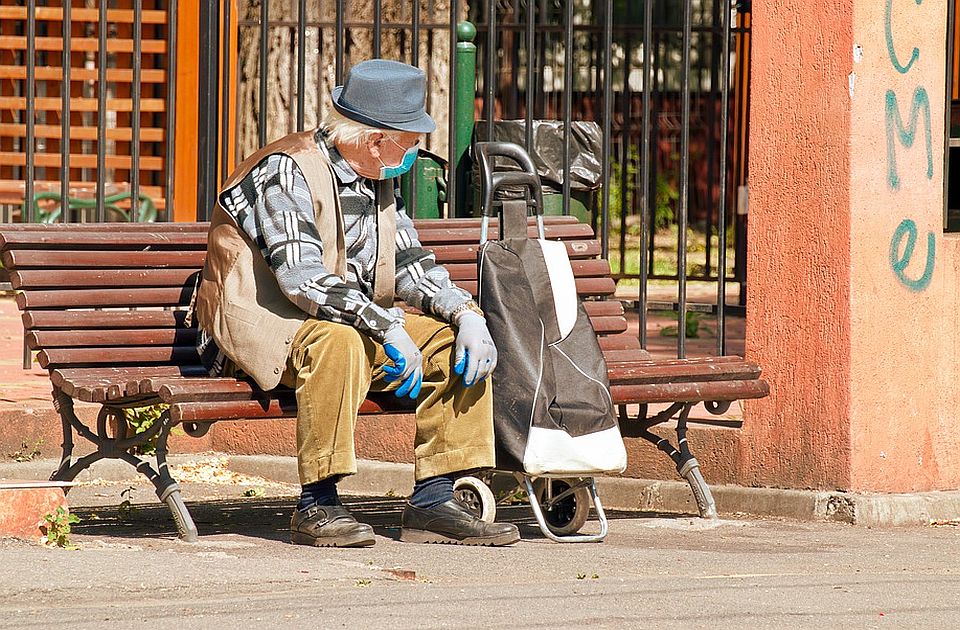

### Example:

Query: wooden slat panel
xmin=0 ymin=152 xmax=164 ymax=170
xmin=456 ymin=277 xmax=616 ymax=299
xmin=2 ymin=250 xmax=206 ymax=269
xmin=18 ymin=287 xmax=191 ymax=309
xmin=12 ymin=268 xmax=198 ymax=290
xmin=0 ymin=66 xmax=166 ymax=82
xmin=0 ymin=183 xmax=165 ymax=205
xmin=0 ymin=124 xmax=164 ymax=142
xmin=0 ymin=7 xmax=168 ymax=23
xmin=607 ymin=361 xmax=761 ymax=386
xmin=38 ymin=346 xmax=199 ymax=370
xmin=0 ymin=97 xmax=165 ymax=113
xmin=24 ymin=310 xmax=190 ymax=331
xmin=27 ymin=328 xmax=197 ymax=350
xmin=0 ymin=231 xmax=207 ymax=248
xmin=0 ymin=36 xmax=166 ymax=54
xmin=611 ymin=378 xmax=770 ymax=405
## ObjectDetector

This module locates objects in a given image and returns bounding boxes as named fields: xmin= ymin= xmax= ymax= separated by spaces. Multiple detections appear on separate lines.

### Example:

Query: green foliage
xmin=9 ymin=438 xmax=43 ymax=463
xmin=40 ymin=506 xmax=80 ymax=549
xmin=242 ymin=487 xmax=266 ymax=498
xmin=607 ymin=146 xmax=678 ymax=237
xmin=123 ymin=404 xmax=170 ymax=456
xmin=659 ymin=311 xmax=707 ymax=339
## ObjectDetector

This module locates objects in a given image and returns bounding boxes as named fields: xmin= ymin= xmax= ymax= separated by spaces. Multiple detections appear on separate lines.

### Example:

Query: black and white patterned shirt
xmin=197 ymin=131 xmax=471 ymax=372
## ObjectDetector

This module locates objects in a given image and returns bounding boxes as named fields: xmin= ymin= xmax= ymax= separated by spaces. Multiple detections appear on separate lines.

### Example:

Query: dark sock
xmin=409 ymin=474 xmax=456 ymax=509
xmin=298 ymin=477 xmax=340 ymax=511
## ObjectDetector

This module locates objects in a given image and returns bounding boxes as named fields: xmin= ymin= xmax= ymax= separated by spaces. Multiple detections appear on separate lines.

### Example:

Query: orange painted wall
xmin=847 ymin=0 xmax=958 ymax=492
xmin=743 ymin=0 xmax=854 ymax=489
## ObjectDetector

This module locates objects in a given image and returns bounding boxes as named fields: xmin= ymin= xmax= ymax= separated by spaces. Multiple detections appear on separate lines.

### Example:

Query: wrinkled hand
xmin=453 ymin=311 xmax=498 ymax=387
xmin=382 ymin=326 xmax=423 ymax=399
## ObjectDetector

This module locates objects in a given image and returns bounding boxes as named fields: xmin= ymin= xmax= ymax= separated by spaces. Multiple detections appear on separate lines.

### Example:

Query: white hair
xmin=322 ymin=108 xmax=406 ymax=147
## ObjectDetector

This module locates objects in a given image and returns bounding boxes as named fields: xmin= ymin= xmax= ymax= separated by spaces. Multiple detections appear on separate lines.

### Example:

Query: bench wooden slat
xmin=413 ymin=216 xmax=578 ymax=229
xmin=0 ymin=231 xmax=209 ymax=248
xmin=582 ymin=300 xmax=624 ymax=318
xmin=24 ymin=310 xmax=190 ymax=330
xmin=11 ymin=268 xmax=200 ymax=290
xmin=445 ymin=258 xmax=611 ymax=281
xmin=18 ymin=287 xmax=192 ymax=309
xmin=607 ymin=360 xmax=761 ymax=385
xmin=602 ymin=348 xmax=654 ymax=363
xmin=51 ymin=365 xmax=209 ymax=396
xmin=611 ymin=378 xmax=770 ymax=405
xmin=0 ymin=222 xmax=208 ymax=232
xmin=2 ymin=249 xmax=207 ymax=269
xmin=598 ymin=334 xmax=643 ymax=351
xmin=457 ymin=277 xmax=616 ymax=299
xmin=415 ymin=223 xmax=594 ymax=245
xmin=170 ymin=397 xmax=409 ymax=422
xmin=38 ymin=346 xmax=199 ymax=369
xmin=428 ymin=240 xmax=601 ymax=264
xmin=589 ymin=316 xmax=628 ymax=335
xmin=27 ymin=328 xmax=198 ymax=349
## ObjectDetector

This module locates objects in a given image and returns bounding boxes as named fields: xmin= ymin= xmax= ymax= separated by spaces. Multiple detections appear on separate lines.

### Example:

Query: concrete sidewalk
xmin=2 ymin=477 xmax=960 ymax=629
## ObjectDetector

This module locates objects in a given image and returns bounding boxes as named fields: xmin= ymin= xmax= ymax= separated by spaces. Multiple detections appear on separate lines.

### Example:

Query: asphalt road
xmin=2 ymin=495 xmax=960 ymax=629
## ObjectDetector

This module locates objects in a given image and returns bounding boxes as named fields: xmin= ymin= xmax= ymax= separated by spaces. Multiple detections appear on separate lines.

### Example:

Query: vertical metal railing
xmin=191 ymin=0 xmax=749 ymax=358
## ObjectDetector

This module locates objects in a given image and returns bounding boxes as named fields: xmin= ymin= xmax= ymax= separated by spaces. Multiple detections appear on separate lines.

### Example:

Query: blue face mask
xmin=377 ymin=138 xmax=419 ymax=179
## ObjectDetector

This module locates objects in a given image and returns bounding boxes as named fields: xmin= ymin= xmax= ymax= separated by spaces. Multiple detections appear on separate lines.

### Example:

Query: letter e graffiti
xmin=885 ymin=87 xmax=933 ymax=189
xmin=889 ymin=219 xmax=935 ymax=291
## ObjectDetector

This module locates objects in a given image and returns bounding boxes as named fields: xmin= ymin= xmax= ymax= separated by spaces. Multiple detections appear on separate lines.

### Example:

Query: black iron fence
xmin=5 ymin=0 xmax=752 ymax=361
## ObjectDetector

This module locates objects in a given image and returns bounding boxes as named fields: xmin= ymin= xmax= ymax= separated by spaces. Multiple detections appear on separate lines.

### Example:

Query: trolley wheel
xmin=533 ymin=478 xmax=590 ymax=536
xmin=453 ymin=475 xmax=497 ymax=523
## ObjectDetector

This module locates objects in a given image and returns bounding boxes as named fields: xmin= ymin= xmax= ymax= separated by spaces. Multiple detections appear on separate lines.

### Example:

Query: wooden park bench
xmin=0 ymin=219 xmax=768 ymax=541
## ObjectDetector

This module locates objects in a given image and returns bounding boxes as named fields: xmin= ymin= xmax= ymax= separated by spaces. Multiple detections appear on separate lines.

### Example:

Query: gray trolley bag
xmin=458 ymin=142 xmax=626 ymax=543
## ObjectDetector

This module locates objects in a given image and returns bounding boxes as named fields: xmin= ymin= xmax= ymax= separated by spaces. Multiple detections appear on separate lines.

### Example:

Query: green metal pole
xmin=454 ymin=21 xmax=477 ymax=217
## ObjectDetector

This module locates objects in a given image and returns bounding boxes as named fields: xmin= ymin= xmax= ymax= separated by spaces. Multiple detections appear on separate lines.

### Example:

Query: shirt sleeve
xmin=220 ymin=154 xmax=403 ymax=342
xmin=392 ymin=188 xmax=473 ymax=322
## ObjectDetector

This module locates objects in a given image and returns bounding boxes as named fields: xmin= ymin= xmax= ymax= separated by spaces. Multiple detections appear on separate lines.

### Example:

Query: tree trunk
xmin=235 ymin=0 xmax=467 ymax=163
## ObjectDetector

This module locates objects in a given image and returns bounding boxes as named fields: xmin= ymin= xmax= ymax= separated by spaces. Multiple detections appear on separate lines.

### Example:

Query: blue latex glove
xmin=382 ymin=325 xmax=423 ymax=399
xmin=453 ymin=311 xmax=497 ymax=387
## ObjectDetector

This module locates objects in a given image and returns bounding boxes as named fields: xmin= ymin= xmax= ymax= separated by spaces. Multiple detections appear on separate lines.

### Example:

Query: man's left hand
xmin=453 ymin=312 xmax=497 ymax=387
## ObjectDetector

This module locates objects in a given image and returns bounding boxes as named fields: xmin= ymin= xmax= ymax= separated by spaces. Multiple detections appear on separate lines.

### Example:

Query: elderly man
xmin=194 ymin=60 xmax=519 ymax=548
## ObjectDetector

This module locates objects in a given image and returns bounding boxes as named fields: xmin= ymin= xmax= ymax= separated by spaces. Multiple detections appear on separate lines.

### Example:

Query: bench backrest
xmin=0 ymin=218 xmax=642 ymax=376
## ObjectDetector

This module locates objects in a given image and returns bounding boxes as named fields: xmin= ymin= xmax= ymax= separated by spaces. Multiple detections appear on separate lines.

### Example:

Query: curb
xmin=6 ymin=455 xmax=960 ymax=526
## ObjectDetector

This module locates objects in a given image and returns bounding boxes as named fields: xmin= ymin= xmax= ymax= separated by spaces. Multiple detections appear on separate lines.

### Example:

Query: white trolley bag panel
xmin=479 ymin=198 xmax=627 ymax=476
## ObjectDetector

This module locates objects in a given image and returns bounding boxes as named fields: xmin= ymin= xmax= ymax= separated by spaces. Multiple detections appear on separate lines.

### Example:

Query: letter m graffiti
xmin=885 ymin=87 xmax=933 ymax=189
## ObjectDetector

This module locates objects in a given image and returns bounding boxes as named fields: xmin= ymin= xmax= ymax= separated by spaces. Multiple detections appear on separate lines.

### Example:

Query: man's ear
xmin=367 ymin=132 xmax=385 ymax=158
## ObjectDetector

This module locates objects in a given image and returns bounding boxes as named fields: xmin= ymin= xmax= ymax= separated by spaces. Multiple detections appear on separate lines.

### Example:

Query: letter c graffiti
xmin=889 ymin=218 xmax=935 ymax=291
xmin=885 ymin=0 xmax=923 ymax=74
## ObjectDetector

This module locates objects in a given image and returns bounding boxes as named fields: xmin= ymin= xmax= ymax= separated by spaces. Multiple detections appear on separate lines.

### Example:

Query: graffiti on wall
xmin=884 ymin=0 xmax=936 ymax=291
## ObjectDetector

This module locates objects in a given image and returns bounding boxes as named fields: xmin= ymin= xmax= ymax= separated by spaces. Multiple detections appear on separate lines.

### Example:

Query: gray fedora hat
xmin=331 ymin=59 xmax=436 ymax=134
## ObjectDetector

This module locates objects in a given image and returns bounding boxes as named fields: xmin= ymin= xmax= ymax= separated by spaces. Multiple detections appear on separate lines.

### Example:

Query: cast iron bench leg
xmin=49 ymin=387 xmax=199 ymax=541
xmin=621 ymin=403 xmax=719 ymax=519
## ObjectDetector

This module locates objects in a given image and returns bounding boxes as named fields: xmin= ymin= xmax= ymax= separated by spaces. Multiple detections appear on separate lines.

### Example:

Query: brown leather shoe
xmin=290 ymin=505 xmax=376 ymax=548
xmin=400 ymin=499 xmax=520 ymax=546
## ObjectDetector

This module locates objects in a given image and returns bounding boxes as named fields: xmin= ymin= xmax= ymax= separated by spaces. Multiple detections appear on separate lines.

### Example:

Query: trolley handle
xmin=475 ymin=141 xmax=545 ymax=243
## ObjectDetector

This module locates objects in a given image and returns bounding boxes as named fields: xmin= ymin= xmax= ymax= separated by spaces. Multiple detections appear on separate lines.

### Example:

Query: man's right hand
xmin=382 ymin=326 xmax=423 ymax=399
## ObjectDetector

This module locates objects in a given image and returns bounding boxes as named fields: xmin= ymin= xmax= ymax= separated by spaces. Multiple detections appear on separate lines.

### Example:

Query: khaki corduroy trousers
xmin=281 ymin=312 xmax=495 ymax=484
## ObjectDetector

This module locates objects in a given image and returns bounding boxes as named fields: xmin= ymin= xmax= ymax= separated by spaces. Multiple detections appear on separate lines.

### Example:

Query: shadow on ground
xmin=71 ymin=496 xmax=686 ymax=542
